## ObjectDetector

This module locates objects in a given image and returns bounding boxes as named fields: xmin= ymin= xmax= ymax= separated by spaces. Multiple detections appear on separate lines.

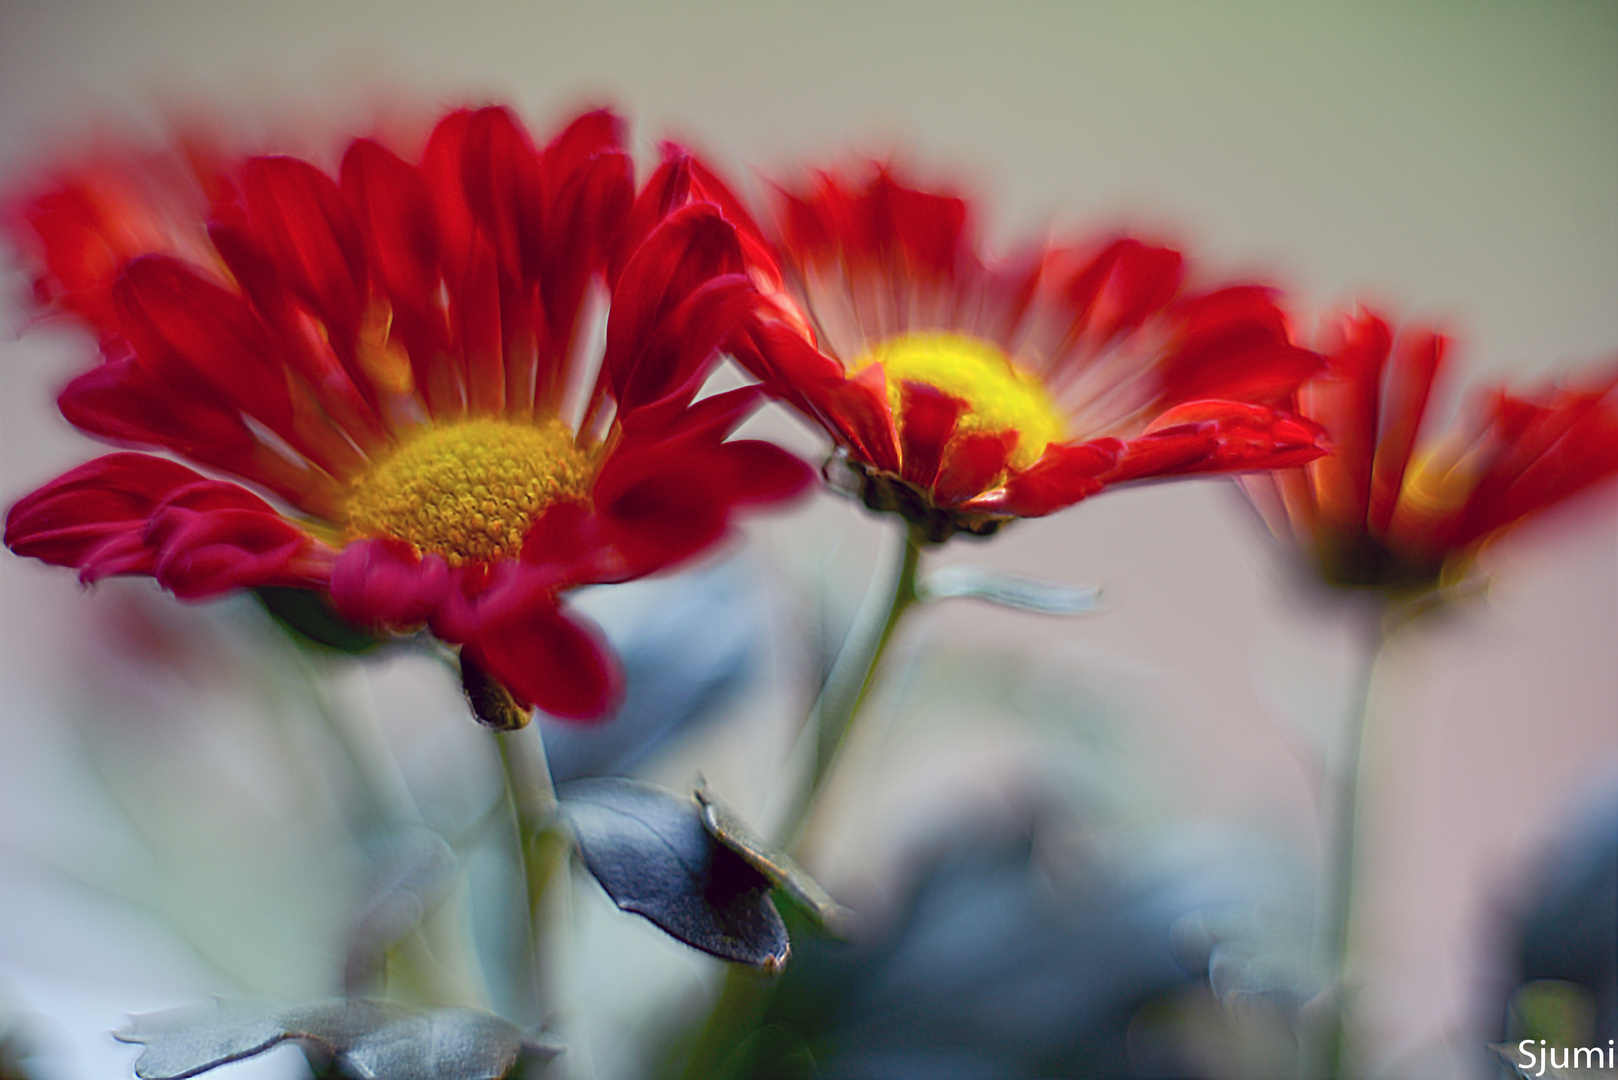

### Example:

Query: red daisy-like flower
xmin=1241 ymin=308 xmax=1618 ymax=595
xmin=709 ymin=165 xmax=1327 ymax=541
xmin=3 ymin=106 xmax=812 ymax=723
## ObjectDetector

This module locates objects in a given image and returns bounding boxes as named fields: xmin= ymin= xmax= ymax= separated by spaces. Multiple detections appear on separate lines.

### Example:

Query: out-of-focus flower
xmin=714 ymin=165 xmax=1325 ymax=541
xmin=3 ymin=106 xmax=812 ymax=722
xmin=1242 ymin=308 xmax=1618 ymax=596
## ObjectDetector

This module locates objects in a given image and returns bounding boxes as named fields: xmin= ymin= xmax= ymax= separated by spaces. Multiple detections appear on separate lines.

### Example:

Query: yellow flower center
xmin=343 ymin=418 xmax=593 ymax=567
xmin=855 ymin=332 xmax=1066 ymax=470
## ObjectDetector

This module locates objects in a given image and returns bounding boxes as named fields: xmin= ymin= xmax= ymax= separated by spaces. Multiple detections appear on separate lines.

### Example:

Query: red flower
xmin=4 ymin=107 xmax=813 ymax=722
xmin=713 ymin=165 xmax=1326 ymax=541
xmin=1241 ymin=309 xmax=1618 ymax=595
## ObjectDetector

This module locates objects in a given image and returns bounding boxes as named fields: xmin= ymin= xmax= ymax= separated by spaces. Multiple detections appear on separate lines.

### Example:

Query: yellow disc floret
xmin=344 ymin=417 xmax=593 ymax=567
xmin=855 ymin=332 xmax=1066 ymax=470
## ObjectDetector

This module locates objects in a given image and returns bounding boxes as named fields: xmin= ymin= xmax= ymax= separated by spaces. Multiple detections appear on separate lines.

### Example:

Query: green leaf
xmin=694 ymin=780 xmax=850 ymax=936
xmin=114 ymin=998 xmax=558 ymax=1080
xmin=254 ymin=587 xmax=381 ymax=655
xmin=557 ymin=778 xmax=790 ymax=970
xmin=918 ymin=565 xmax=1102 ymax=615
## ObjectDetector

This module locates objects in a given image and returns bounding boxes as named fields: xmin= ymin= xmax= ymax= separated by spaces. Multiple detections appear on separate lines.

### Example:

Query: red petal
xmin=1368 ymin=326 xmax=1446 ymax=534
xmin=1155 ymin=286 xmax=1321 ymax=407
xmin=457 ymin=106 xmax=544 ymax=281
xmin=240 ymin=156 xmax=368 ymax=335
xmin=5 ymin=453 xmax=204 ymax=579
xmin=464 ymin=602 xmax=623 ymax=721
xmin=710 ymin=440 xmax=817 ymax=506
xmin=115 ymin=255 xmax=294 ymax=428
xmin=329 ymin=538 xmax=453 ymax=629
xmin=606 ymin=203 xmax=751 ymax=418
xmin=897 ymin=380 xmax=962 ymax=488
xmin=1058 ymin=238 xmax=1184 ymax=344
xmin=932 ymin=431 xmax=1016 ymax=506
xmin=984 ymin=439 xmax=1124 ymax=517
xmin=1118 ymin=400 xmax=1327 ymax=482
xmin=59 ymin=356 xmax=255 ymax=464
xmin=146 ymin=481 xmax=320 ymax=598
xmin=591 ymin=446 xmax=732 ymax=578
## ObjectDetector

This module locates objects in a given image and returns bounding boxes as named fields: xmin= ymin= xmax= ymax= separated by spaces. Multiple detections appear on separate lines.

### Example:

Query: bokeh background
xmin=1 ymin=3 xmax=1615 ymax=1078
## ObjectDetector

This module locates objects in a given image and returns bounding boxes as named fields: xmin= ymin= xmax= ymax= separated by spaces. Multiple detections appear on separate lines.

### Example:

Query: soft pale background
xmin=1 ymin=3 xmax=1615 ymax=1079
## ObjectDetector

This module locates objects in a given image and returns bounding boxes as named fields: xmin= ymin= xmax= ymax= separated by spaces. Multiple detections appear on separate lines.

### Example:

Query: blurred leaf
xmin=697 ymin=815 xmax=1245 ymax=1080
xmin=254 ymin=587 xmax=381 ymax=655
xmin=344 ymin=827 xmax=460 ymax=994
xmin=694 ymin=780 xmax=849 ymax=937
xmin=542 ymin=558 xmax=765 ymax=783
xmin=919 ymin=565 xmax=1102 ymax=615
xmin=557 ymin=778 xmax=789 ymax=970
xmin=114 ymin=998 xmax=558 ymax=1080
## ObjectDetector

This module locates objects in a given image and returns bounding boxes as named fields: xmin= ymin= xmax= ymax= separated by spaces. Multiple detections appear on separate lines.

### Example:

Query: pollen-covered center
xmin=343 ymin=418 xmax=592 ymax=567
xmin=855 ymin=332 xmax=1067 ymax=470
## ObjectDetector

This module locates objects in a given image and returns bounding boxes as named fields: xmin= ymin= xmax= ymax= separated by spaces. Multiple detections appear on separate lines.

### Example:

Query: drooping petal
xmin=5 ymin=453 xmax=204 ymax=580
xmin=463 ymin=601 xmax=623 ymax=721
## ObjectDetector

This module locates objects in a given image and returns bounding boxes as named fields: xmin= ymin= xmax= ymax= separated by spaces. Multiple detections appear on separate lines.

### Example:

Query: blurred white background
xmin=1 ymin=4 xmax=1615 ymax=1079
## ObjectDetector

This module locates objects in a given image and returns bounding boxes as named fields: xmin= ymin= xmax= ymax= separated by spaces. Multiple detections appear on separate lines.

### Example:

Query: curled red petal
xmin=5 ymin=454 xmax=210 ymax=579
xmin=146 ymin=482 xmax=321 ymax=598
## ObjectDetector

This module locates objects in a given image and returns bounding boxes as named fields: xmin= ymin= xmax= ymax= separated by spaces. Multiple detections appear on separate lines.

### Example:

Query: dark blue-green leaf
xmin=557 ymin=778 xmax=789 ymax=970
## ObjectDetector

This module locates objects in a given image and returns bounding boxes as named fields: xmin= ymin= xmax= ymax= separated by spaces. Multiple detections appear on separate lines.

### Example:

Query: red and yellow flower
xmin=1241 ymin=309 xmax=1618 ymax=595
xmin=715 ymin=165 xmax=1327 ymax=541
xmin=3 ymin=106 xmax=812 ymax=722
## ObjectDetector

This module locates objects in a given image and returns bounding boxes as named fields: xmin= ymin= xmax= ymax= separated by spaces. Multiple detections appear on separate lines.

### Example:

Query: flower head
xmin=718 ymin=165 xmax=1326 ymax=541
xmin=3 ymin=106 xmax=812 ymax=722
xmin=1241 ymin=309 xmax=1618 ymax=598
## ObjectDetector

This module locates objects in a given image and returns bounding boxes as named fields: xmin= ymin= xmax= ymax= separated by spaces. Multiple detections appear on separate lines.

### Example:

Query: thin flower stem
xmin=495 ymin=724 xmax=567 ymax=1025
xmin=673 ymin=521 xmax=925 ymax=1080
xmin=782 ymin=520 xmax=924 ymax=857
xmin=1304 ymin=611 xmax=1390 ymax=1080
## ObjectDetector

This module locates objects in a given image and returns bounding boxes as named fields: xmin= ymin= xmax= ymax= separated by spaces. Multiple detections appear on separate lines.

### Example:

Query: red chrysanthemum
xmin=1241 ymin=308 xmax=1618 ymax=595
xmin=3 ymin=106 xmax=813 ymax=722
xmin=708 ymin=165 xmax=1327 ymax=541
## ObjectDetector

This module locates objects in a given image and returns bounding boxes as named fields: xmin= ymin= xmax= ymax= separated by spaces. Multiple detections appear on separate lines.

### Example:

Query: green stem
xmin=496 ymin=723 xmax=567 ymax=1025
xmin=1304 ymin=612 xmax=1388 ymax=1080
xmin=781 ymin=521 xmax=924 ymax=856
xmin=674 ymin=522 xmax=925 ymax=1080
